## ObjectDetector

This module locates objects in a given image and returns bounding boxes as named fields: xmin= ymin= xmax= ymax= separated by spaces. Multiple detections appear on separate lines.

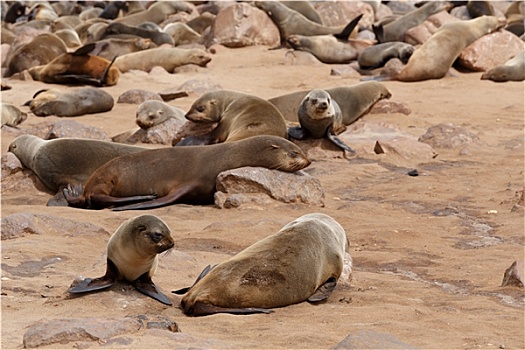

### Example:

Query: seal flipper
xmin=111 ymin=183 xmax=199 ymax=211
xmin=175 ymin=133 xmax=215 ymax=146
xmin=326 ymin=126 xmax=355 ymax=153
xmin=172 ymin=264 xmax=217 ymax=295
xmin=288 ymin=126 xmax=306 ymax=140
xmin=372 ymin=23 xmax=385 ymax=43
xmin=99 ymin=54 xmax=118 ymax=86
xmin=68 ymin=259 xmax=118 ymax=294
xmin=133 ymin=272 xmax=173 ymax=306
xmin=72 ymin=43 xmax=97 ymax=56
xmin=307 ymin=277 xmax=338 ymax=302
xmin=333 ymin=14 xmax=363 ymax=40
xmin=89 ymin=193 xmax=158 ymax=209
xmin=184 ymin=301 xmax=274 ymax=316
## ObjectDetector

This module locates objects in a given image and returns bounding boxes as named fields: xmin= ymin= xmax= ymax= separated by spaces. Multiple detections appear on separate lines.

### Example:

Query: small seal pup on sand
xmin=289 ymin=89 xmax=355 ymax=153
xmin=114 ymin=47 xmax=211 ymax=73
xmin=63 ymin=135 xmax=311 ymax=211
xmin=1 ymin=103 xmax=28 ymax=127
xmin=173 ymin=213 xmax=350 ymax=316
xmin=481 ymin=51 xmax=525 ymax=82
xmin=68 ymin=215 xmax=175 ymax=305
xmin=136 ymin=100 xmax=186 ymax=129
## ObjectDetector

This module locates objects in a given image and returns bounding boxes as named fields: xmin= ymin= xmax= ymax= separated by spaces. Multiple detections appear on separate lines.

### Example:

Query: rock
xmin=170 ymin=120 xmax=218 ymax=146
xmin=112 ymin=118 xmax=185 ymax=145
xmin=215 ymin=167 xmax=324 ymax=208
xmin=333 ymin=330 xmax=418 ymax=349
xmin=22 ymin=315 xmax=179 ymax=349
xmin=405 ymin=12 xmax=460 ymax=45
xmin=284 ymin=50 xmax=323 ymax=66
xmin=205 ymin=2 xmax=280 ymax=48
xmin=1 ymin=152 xmax=23 ymax=178
xmin=1 ymin=212 xmax=109 ymax=240
xmin=314 ymin=1 xmax=374 ymax=29
xmin=458 ymin=30 xmax=525 ymax=71
xmin=158 ymin=89 xmax=189 ymax=102
xmin=44 ymin=120 xmax=110 ymax=140
xmin=373 ymin=137 xmax=436 ymax=160
xmin=450 ymin=5 xmax=472 ymax=20
xmin=293 ymin=138 xmax=347 ymax=160
xmin=501 ymin=260 xmax=524 ymax=288
xmin=177 ymin=79 xmax=223 ymax=96
xmin=385 ymin=2 xmax=417 ymax=15
xmin=117 ymin=89 xmax=163 ymax=104
xmin=418 ymin=123 xmax=480 ymax=149
xmin=369 ymin=100 xmax=411 ymax=115
xmin=330 ymin=65 xmax=361 ymax=78
xmin=374 ymin=4 xmax=393 ymax=22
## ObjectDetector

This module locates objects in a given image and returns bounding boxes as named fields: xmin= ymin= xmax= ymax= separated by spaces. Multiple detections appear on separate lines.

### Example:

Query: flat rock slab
xmin=117 ymin=89 xmax=163 ymax=104
xmin=112 ymin=118 xmax=184 ymax=145
xmin=333 ymin=330 xmax=418 ymax=349
xmin=418 ymin=123 xmax=480 ymax=149
xmin=215 ymin=167 xmax=324 ymax=208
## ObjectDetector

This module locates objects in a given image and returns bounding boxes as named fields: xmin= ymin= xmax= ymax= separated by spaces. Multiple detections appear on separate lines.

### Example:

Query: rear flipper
xmin=326 ymin=127 xmax=355 ymax=154
xmin=175 ymin=133 xmax=215 ymax=146
xmin=182 ymin=300 xmax=274 ymax=316
xmin=68 ymin=259 xmax=118 ymax=294
xmin=47 ymin=185 xmax=71 ymax=206
xmin=307 ymin=277 xmax=338 ymax=303
xmin=133 ymin=272 xmax=172 ymax=306
xmin=111 ymin=183 xmax=198 ymax=211
xmin=172 ymin=264 xmax=217 ymax=295
xmin=288 ymin=126 xmax=306 ymax=140
xmin=333 ymin=14 xmax=363 ymax=40
xmin=63 ymin=183 xmax=86 ymax=207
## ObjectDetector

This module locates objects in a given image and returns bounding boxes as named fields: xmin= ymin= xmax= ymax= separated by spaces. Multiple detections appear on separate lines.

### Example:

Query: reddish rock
xmin=418 ymin=123 xmax=480 ymax=149
xmin=330 ymin=65 xmax=361 ymax=78
xmin=112 ymin=118 xmax=185 ymax=145
xmin=1 ymin=152 xmax=23 ymax=178
xmin=284 ymin=50 xmax=324 ymax=66
xmin=369 ymin=100 xmax=411 ymax=115
xmin=314 ymin=1 xmax=374 ymax=29
xmin=501 ymin=260 xmax=524 ymax=288
xmin=117 ymin=89 xmax=163 ymax=104
xmin=44 ymin=120 xmax=110 ymax=141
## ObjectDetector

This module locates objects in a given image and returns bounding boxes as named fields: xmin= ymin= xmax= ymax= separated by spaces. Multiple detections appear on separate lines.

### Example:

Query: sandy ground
xmin=1 ymin=45 xmax=524 ymax=349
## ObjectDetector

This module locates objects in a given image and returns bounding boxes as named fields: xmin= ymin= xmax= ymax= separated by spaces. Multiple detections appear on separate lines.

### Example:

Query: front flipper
xmin=288 ymin=126 xmax=306 ymax=140
xmin=326 ymin=127 xmax=355 ymax=154
xmin=175 ymin=133 xmax=215 ymax=146
xmin=111 ymin=183 xmax=198 ymax=211
xmin=133 ymin=272 xmax=172 ymax=306
xmin=307 ymin=277 xmax=337 ymax=303
xmin=333 ymin=13 xmax=363 ymax=40
xmin=68 ymin=259 xmax=118 ymax=294
xmin=184 ymin=300 xmax=274 ymax=316
xmin=172 ymin=264 xmax=217 ymax=295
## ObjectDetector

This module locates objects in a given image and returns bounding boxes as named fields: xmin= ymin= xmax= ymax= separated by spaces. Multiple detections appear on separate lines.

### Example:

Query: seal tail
xmin=333 ymin=14 xmax=363 ymax=40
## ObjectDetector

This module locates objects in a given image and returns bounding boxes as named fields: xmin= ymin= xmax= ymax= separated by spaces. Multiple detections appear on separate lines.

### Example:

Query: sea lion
xmin=98 ymin=1 xmax=125 ymax=20
xmin=1 ymin=103 xmax=28 ymax=127
xmin=4 ymin=1 xmax=26 ymax=23
xmin=466 ymin=1 xmax=494 ymax=18
xmin=4 ymin=33 xmax=67 ymax=77
xmin=481 ymin=51 xmax=525 ymax=82
xmin=176 ymin=90 xmax=288 ymax=146
xmin=24 ymin=87 xmax=115 ymax=117
xmin=114 ymin=1 xmax=193 ymax=26
xmin=186 ymin=12 xmax=216 ymax=34
xmin=114 ymin=47 xmax=211 ymax=73
xmin=53 ymin=28 xmax=82 ymax=48
xmin=68 ymin=214 xmax=175 ymax=305
xmin=174 ymin=213 xmax=349 ymax=316
xmin=8 ymin=135 xmax=148 ymax=206
xmin=281 ymin=1 xmax=323 ymax=25
xmin=136 ymin=100 xmax=186 ymax=129
xmin=268 ymin=82 xmax=392 ymax=125
xmin=28 ymin=2 xmax=58 ymax=21
xmin=373 ymin=1 xmax=453 ymax=43
xmin=86 ymin=37 xmax=155 ymax=61
xmin=358 ymin=42 xmax=415 ymax=69
xmin=289 ymin=90 xmax=354 ymax=153
xmin=163 ymin=22 xmax=201 ymax=46
xmin=103 ymin=21 xmax=174 ymax=46
xmin=396 ymin=16 xmax=506 ymax=82
xmin=27 ymin=43 xmax=120 ymax=87
xmin=63 ymin=135 xmax=311 ymax=211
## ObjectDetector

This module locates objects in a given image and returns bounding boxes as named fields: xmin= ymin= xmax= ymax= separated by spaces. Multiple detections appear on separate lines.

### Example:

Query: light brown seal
xmin=27 ymin=43 xmax=120 ymax=86
xmin=289 ymin=89 xmax=355 ymax=153
xmin=281 ymin=1 xmax=323 ymax=24
xmin=481 ymin=51 xmax=525 ymax=82
xmin=176 ymin=90 xmax=288 ymax=146
xmin=1 ymin=103 xmax=27 ymax=127
xmin=173 ymin=213 xmax=349 ymax=316
xmin=68 ymin=214 xmax=175 ymax=305
xmin=63 ymin=135 xmax=310 ymax=211
xmin=102 ymin=21 xmax=174 ymax=46
xmin=86 ymin=37 xmax=155 ymax=61
xmin=136 ymin=100 xmax=186 ymax=129
xmin=24 ymin=87 xmax=114 ymax=117
xmin=114 ymin=1 xmax=193 ymax=26
xmin=114 ymin=47 xmax=211 ymax=73
xmin=8 ymin=135 xmax=148 ymax=206
xmin=268 ymin=82 xmax=392 ymax=125
xmin=358 ymin=42 xmax=415 ymax=69
xmin=396 ymin=16 xmax=506 ymax=82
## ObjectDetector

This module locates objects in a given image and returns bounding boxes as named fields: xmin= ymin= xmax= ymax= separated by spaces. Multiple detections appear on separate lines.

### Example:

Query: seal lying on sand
xmin=481 ymin=51 xmax=525 ymax=82
xmin=68 ymin=215 xmax=175 ymax=305
xmin=174 ymin=213 xmax=350 ymax=316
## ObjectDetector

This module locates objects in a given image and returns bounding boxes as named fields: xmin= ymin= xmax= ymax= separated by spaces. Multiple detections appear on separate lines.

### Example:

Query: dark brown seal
xmin=174 ymin=213 xmax=350 ymax=316
xmin=63 ymin=135 xmax=311 ymax=211
xmin=68 ymin=214 xmax=175 ymax=305
xmin=358 ymin=42 xmax=415 ymax=69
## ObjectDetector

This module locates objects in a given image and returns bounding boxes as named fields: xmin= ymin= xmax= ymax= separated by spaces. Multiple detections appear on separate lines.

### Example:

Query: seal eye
xmin=149 ymin=232 xmax=164 ymax=243
xmin=311 ymin=98 xmax=318 ymax=105
xmin=289 ymin=151 xmax=298 ymax=158
xmin=196 ymin=106 xmax=205 ymax=113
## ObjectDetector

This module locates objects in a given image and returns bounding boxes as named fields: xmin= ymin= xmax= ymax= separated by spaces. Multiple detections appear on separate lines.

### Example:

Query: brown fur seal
xmin=103 ymin=21 xmax=174 ymax=46
xmin=358 ymin=42 xmax=415 ymax=69
xmin=289 ymin=89 xmax=355 ymax=153
xmin=373 ymin=1 xmax=453 ymax=43
xmin=268 ymin=82 xmax=392 ymax=125
xmin=8 ymin=135 xmax=148 ymax=206
xmin=177 ymin=90 xmax=288 ymax=146
xmin=396 ymin=16 xmax=506 ymax=82
xmin=163 ymin=22 xmax=201 ymax=46
xmin=63 ymin=135 xmax=310 ymax=211
xmin=53 ymin=28 xmax=82 ymax=48
xmin=281 ymin=1 xmax=323 ymax=25
xmin=27 ymin=43 xmax=120 ymax=86
xmin=173 ymin=213 xmax=349 ymax=316
xmin=114 ymin=1 xmax=193 ymax=26
xmin=86 ymin=37 xmax=155 ymax=61
xmin=4 ymin=33 xmax=67 ymax=77
xmin=115 ymin=47 xmax=211 ymax=73
xmin=136 ymin=100 xmax=186 ymax=129
xmin=24 ymin=87 xmax=115 ymax=117
xmin=68 ymin=215 xmax=174 ymax=305
xmin=481 ymin=51 xmax=525 ymax=82
xmin=1 ymin=103 xmax=27 ymax=127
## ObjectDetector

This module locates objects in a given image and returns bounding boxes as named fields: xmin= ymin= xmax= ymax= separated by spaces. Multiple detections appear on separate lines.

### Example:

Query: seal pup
xmin=68 ymin=215 xmax=175 ymax=305
xmin=1 ymin=103 xmax=27 ymax=127
xmin=114 ymin=47 xmax=211 ymax=73
xmin=481 ymin=51 xmax=525 ymax=82
xmin=114 ymin=1 xmax=193 ymax=26
xmin=358 ymin=42 xmax=415 ymax=69
xmin=268 ymin=82 xmax=392 ymax=125
xmin=173 ymin=213 xmax=349 ymax=316
xmin=8 ymin=135 xmax=148 ymax=206
xmin=27 ymin=43 xmax=120 ymax=87
xmin=63 ymin=135 xmax=311 ymax=210
xmin=289 ymin=90 xmax=355 ymax=153
xmin=396 ymin=16 xmax=506 ymax=82
xmin=136 ymin=100 xmax=186 ymax=129
xmin=177 ymin=90 xmax=288 ymax=146
xmin=24 ymin=87 xmax=114 ymax=117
